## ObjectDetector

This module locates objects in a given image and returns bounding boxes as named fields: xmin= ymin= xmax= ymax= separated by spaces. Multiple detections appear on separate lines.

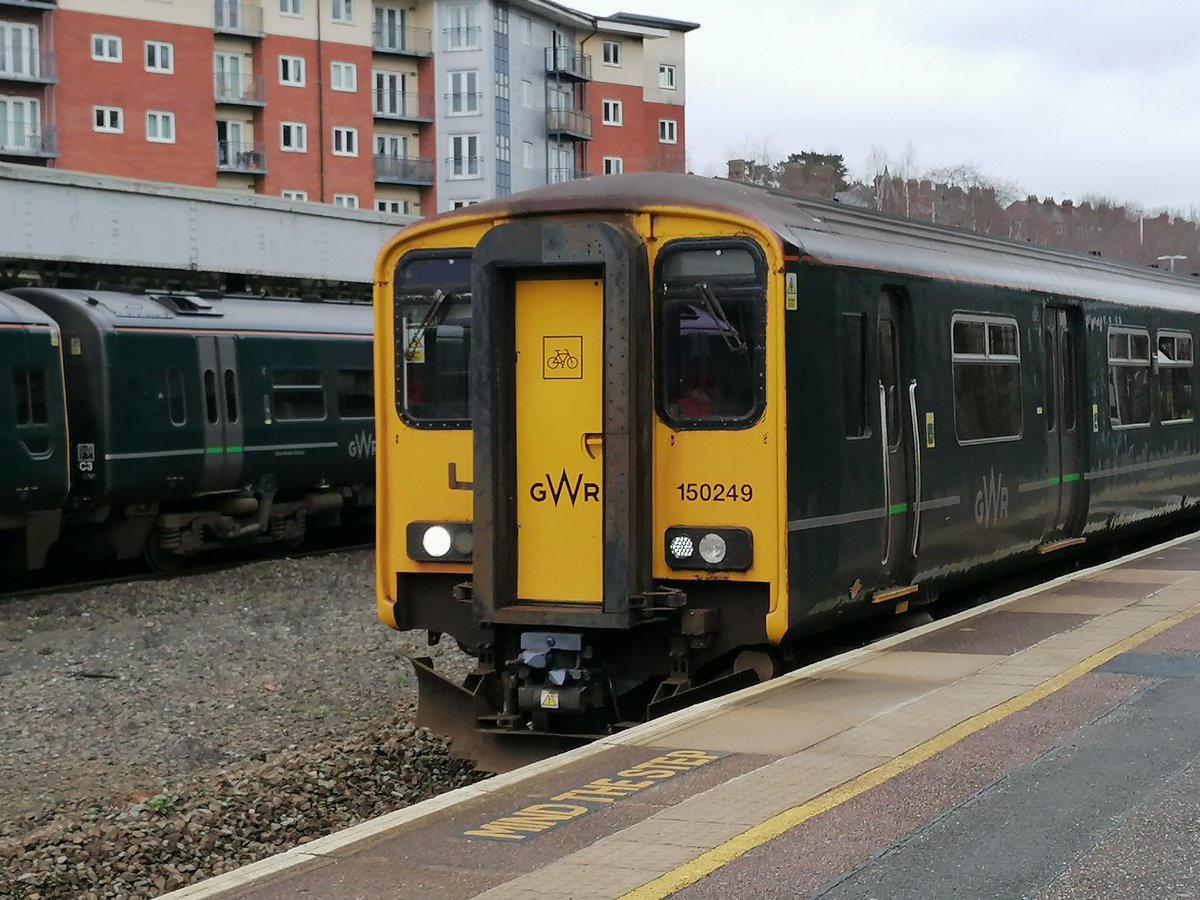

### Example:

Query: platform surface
xmin=168 ymin=533 xmax=1200 ymax=900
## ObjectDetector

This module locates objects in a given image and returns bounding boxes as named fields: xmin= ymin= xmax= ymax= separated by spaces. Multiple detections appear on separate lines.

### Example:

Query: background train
xmin=0 ymin=287 xmax=374 ymax=573
xmin=374 ymin=173 xmax=1200 ymax=741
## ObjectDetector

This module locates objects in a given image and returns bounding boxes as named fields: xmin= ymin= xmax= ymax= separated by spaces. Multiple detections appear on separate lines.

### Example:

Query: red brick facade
xmin=586 ymin=83 xmax=685 ymax=175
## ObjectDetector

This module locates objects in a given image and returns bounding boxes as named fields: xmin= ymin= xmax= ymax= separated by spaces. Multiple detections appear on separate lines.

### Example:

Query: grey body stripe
xmin=1087 ymin=455 xmax=1197 ymax=481
xmin=787 ymin=495 xmax=959 ymax=532
xmin=243 ymin=442 xmax=339 ymax=452
xmin=105 ymin=449 xmax=205 ymax=460
xmin=1018 ymin=480 xmax=1049 ymax=493
xmin=920 ymin=495 xmax=961 ymax=511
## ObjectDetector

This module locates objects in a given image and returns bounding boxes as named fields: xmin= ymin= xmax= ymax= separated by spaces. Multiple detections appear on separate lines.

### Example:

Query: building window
xmin=144 ymin=41 xmax=173 ymax=73
xmin=522 ymin=140 xmax=533 ymax=168
xmin=91 ymin=34 xmax=121 ymax=62
xmin=448 ymin=69 xmax=479 ymax=115
xmin=145 ymin=110 xmax=176 ymax=143
xmin=279 ymin=55 xmax=305 ymax=86
xmin=0 ymin=23 xmax=39 ymax=78
xmin=93 ymin=106 xmax=123 ymax=134
xmin=377 ymin=199 xmax=412 ymax=215
xmin=333 ymin=193 xmax=359 ymax=208
xmin=659 ymin=64 xmax=676 ymax=89
xmin=602 ymin=99 xmax=622 ymax=126
xmin=0 ymin=96 xmax=40 ymax=150
xmin=659 ymin=119 xmax=677 ymax=144
xmin=1157 ymin=331 xmax=1194 ymax=423
xmin=603 ymin=156 xmax=623 ymax=175
xmin=520 ymin=15 xmax=531 ymax=44
xmin=952 ymin=315 xmax=1022 ymax=442
xmin=280 ymin=0 xmax=301 ymax=15
xmin=375 ymin=132 xmax=408 ymax=158
xmin=447 ymin=5 xmax=478 ymax=50
xmin=281 ymin=189 xmax=308 ymax=201
xmin=449 ymin=133 xmax=480 ymax=178
xmin=1108 ymin=327 xmax=1152 ymax=427
xmin=331 ymin=0 xmax=352 ymax=23
xmin=332 ymin=126 xmax=358 ymax=156
xmin=602 ymin=40 xmax=621 ymax=66
xmin=331 ymin=61 xmax=357 ymax=92
xmin=451 ymin=199 xmax=479 ymax=209
xmin=520 ymin=79 xmax=532 ymax=108
xmin=280 ymin=121 xmax=307 ymax=151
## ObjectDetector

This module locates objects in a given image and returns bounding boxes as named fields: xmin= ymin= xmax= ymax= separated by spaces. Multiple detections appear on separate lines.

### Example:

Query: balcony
xmin=214 ymin=1 xmax=264 ymax=37
xmin=0 ymin=124 xmax=56 ymax=158
xmin=372 ymin=91 xmax=431 ymax=123
xmin=372 ymin=24 xmax=432 ymax=57
xmin=444 ymin=26 xmax=481 ymax=51
xmin=216 ymin=141 xmax=266 ymax=175
xmin=546 ymin=107 xmax=592 ymax=141
xmin=545 ymin=47 xmax=591 ymax=81
xmin=444 ymin=92 xmax=482 ymax=117
xmin=548 ymin=167 xmax=588 ymax=184
xmin=214 ymin=73 xmax=265 ymax=106
xmin=374 ymin=154 xmax=434 ymax=186
xmin=0 ymin=48 xmax=56 ymax=84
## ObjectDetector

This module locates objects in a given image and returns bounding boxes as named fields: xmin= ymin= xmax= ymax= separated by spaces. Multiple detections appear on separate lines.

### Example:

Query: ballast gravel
xmin=0 ymin=550 xmax=482 ymax=899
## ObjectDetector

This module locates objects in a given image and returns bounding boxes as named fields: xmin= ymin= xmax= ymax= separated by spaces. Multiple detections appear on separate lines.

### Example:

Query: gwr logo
xmin=530 ymin=469 xmax=600 ymax=507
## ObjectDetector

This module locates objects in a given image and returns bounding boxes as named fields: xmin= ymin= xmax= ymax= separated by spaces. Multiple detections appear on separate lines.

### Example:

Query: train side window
xmin=878 ymin=320 xmax=900 ymax=449
xmin=842 ymin=313 xmax=867 ymax=438
xmin=272 ymin=369 xmax=326 ymax=420
xmin=12 ymin=367 xmax=48 ymax=426
xmin=951 ymin=315 xmax=1022 ymax=443
xmin=337 ymin=368 xmax=374 ymax=418
xmin=224 ymin=369 xmax=240 ymax=424
xmin=1108 ymin=327 xmax=1151 ymax=427
xmin=203 ymin=369 xmax=219 ymax=424
xmin=1156 ymin=331 xmax=1193 ymax=424
xmin=166 ymin=367 xmax=186 ymax=425
xmin=1044 ymin=327 xmax=1056 ymax=432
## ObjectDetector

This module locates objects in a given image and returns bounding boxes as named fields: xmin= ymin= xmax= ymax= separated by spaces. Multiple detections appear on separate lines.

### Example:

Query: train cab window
xmin=1108 ymin=327 xmax=1151 ymax=427
xmin=951 ymin=315 xmax=1022 ymax=442
xmin=655 ymin=241 xmax=766 ymax=429
xmin=223 ymin=369 xmax=240 ymax=424
xmin=1156 ymin=331 xmax=1193 ymax=423
xmin=272 ymin=369 xmax=326 ymax=420
xmin=166 ymin=367 xmax=186 ymax=425
xmin=12 ymin=367 xmax=48 ymax=426
xmin=394 ymin=253 xmax=472 ymax=428
xmin=842 ymin=313 xmax=868 ymax=438
xmin=337 ymin=368 xmax=374 ymax=418
xmin=203 ymin=369 xmax=219 ymax=425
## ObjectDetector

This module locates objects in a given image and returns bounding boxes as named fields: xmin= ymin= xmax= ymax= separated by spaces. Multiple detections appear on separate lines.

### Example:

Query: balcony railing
xmin=444 ymin=92 xmax=482 ymax=116
xmin=545 ymin=47 xmax=591 ymax=81
xmin=548 ymin=167 xmax=588 ymax=184
xmin=444 ymin=25 xmax=481 ymax=51
xmin=374 ymin=154 xmax=434 ymax=185
xmin=445 ymin=155 xmax=483 ymax=179
xmin=372 ymin=90 xmax=429 ymax=122
xmin=216 ymin=141 xmax=267 ymax=175
xmin=214 ymin=1 xmax=264 ymax=37
xmin=0 ymin=124 xmax=56 ymax=157
xmin=0 ymin=48 xmax=56 ymax=83
xmin=372 ymin=24 xmax=432 ymax=57
xmin=545 ymin=107 xmax=593 ymax=140
xmin=214 ymin=73 xmax=265 ymax=105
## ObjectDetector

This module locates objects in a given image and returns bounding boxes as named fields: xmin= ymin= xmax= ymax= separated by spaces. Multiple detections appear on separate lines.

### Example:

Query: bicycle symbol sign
xmin=543 ymin=335 xmax=583 ymax=380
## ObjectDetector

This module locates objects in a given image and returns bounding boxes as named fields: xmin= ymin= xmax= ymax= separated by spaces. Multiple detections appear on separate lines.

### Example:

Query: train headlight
xmin=407 ymin=522 xmax=473 ymax=562
xmin=664 ymin=527 xmax=752 ymax=571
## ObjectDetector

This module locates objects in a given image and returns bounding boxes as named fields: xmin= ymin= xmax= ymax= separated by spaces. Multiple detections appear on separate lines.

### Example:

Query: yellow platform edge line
xmin=620 ymin=598 xmax=1200 ymax=900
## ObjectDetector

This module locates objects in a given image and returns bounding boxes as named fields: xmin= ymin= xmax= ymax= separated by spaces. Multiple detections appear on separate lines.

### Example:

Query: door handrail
xmin=878 ymin=382 xmax=891 ymax=566
xmin=908 ymin=379 xmax=921 ymax=558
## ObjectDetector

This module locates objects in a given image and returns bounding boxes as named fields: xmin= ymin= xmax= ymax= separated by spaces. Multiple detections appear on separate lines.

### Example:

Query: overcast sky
xmin=572 ymin=0 xmax=1200 ymax=212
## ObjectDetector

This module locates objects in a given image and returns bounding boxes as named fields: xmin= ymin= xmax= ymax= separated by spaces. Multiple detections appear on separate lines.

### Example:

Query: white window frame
xmin=280 ymin=121 xmax=308 ymax=152
xmin=451 ymin=199 xmax=479 ymax=209
xmin=447 ymin=5 xmax=479 ymax=50
xmin=448 ymin=69 xmax=479 ymax=115
xmin=330 ymin=61 xmax=357 ymax=92
xmin=522 ymin=140 xmax=533 ymax=169
xmin=92 ymin=105 xmax=123 ymax=134
xmin=279 ymin=55 xmax=306 ymax=86
xmin=333 ymin=193 xmax=359 ymax=209
xmin=520 ymin=79 xmax=532 ymax=108
xmin=659 ymin=119 xmax=678 ymax=144
xmin=603 ymin=156 xmax=623 ymax=175
xmin=280 ymin=0 xmax=302 ymax=16
xmin=144 ymin=40 xmax=173 ymax=74
xmin=520 ymin=16 xmax=531 ymax=44
xmin=602 ymin=99 xmax=623 ymax=126
xmin=0 ymin=23 xmax=39 ymax=78
xmin=145 ymin=110 xmax=176 ymax=143
xmin=91 ymin=34 xmax=122 ymax=63
xmin=602 ymin=41 xmax=621 ymax=66
xmin=281 ymin=189 xmax=308 ymax=201
xmin=659 ymin=64 xmax=676 ymax=90
xmin=332 ymin=125 xmax=358 ymax=156
xmin=331 ymin=0 xmax=352 ymax=23
xmin=376 ymin=198 xmax=411 ymax=214
xmin=0 ymin=96 xmax=41 ymax=149
xmin=448 ymin=133 xmax=480 ymax=178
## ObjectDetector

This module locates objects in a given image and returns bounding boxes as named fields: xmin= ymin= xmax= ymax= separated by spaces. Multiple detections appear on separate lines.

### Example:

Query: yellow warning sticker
xmin=540 ymin=689 xmax=560 ymax=710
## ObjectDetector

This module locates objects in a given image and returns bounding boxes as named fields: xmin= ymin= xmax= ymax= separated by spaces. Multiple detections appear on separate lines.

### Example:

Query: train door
xmin=196 ymin=335 xmax=244 ymax=492
xmin=1042 ymin=305 xmax=1085 ymax=543
xmin=875 ymin=289 xmax=918 ymax=588
xmin=513 ymin=277 xmax=604 ymax=603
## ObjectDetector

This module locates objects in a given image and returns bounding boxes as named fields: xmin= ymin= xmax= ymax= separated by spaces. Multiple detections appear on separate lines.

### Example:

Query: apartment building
xmin=0 ymin=0 xmax=697 ymax=216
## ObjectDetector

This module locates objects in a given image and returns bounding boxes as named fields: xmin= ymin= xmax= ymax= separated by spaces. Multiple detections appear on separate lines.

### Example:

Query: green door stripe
xmin=205 ymin=447 xmax=223 ymax=455
xmin=889 ymin=502 xmax=908 ymax=516
xmin=1062 ymin=472 xmax=1081 ymax=483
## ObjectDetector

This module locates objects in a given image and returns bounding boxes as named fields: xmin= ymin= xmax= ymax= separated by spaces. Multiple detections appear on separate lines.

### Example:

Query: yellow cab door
xmin=514 ymin=278 xmax=604 ymax=602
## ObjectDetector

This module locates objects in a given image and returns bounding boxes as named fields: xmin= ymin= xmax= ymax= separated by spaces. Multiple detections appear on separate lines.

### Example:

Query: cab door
xmin=514 ymin=278 xmax=604 ymax=603
xmin=875 ymin=289 xmax=918 ymax=588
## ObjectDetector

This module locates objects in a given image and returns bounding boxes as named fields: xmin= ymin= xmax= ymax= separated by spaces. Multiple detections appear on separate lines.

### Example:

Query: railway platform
xmin=168 ymin=531 xmax=1200 ymax=899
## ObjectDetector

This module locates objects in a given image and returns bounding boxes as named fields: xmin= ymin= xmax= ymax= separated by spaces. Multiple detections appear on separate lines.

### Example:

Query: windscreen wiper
xmin=695 ymin=282 xmax=748 ymax=354
xmin=403 ymin=289 xmax=456 ymax=361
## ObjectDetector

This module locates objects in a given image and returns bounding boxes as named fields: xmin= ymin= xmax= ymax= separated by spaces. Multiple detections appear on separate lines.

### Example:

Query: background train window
xmin=656 ymin=241 xmax=767 ymax=429
xmin=166 ymin=367 xmax=186 ymax=425
xmin=203 ymin=369 xmax=219 ymax=425
xmin=842 ymin=313 xmax=867 ymax=438
xmin=272 ymin=369 xmax=326 ymax=420
xmin=223 ymin=369 xmax=239 ymax=424
xmin=951 ymin=315 xmax=1022 ymax=442
xmin=1156 ymin=331 xmax=1193 ymax=423
xmin=12 ymin=367 xmax=47 ymax=426
xmin=394 ymin=253 xmax=472 ymax=427
xmin=1108 ymin=327 xmax=1151 ymax=427
xmin=337 ymin=368 xmax=374 ymax=418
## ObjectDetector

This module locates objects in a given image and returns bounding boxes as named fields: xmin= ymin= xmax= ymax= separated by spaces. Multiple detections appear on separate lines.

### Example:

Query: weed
xmin=144 ymin=793 xmax=179 ymax=814
xmin=390 ymin=670 xmax=410 ymax=688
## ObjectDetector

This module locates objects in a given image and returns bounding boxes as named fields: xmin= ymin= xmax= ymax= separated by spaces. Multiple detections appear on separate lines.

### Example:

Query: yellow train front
xmin=375 ymin=174 xmax=788 ymax=737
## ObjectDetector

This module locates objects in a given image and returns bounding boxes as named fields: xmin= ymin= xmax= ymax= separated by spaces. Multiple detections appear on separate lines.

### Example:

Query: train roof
xmin=446 ymin=173 xmax=1200 ymax=313
xmin=0 ymin=290 xmax=57 ymax=328
xmin=9 ymin=288 xmax=373 ymax=337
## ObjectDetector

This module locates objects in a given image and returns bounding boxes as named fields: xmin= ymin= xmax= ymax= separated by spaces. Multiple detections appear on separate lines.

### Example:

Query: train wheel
xmin=143 ymin=537 xmax=185 ymax=574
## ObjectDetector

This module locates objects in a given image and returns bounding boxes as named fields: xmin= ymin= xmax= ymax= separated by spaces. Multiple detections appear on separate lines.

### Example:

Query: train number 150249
xmin=676 ymin=482 xmax=753 ymax=502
